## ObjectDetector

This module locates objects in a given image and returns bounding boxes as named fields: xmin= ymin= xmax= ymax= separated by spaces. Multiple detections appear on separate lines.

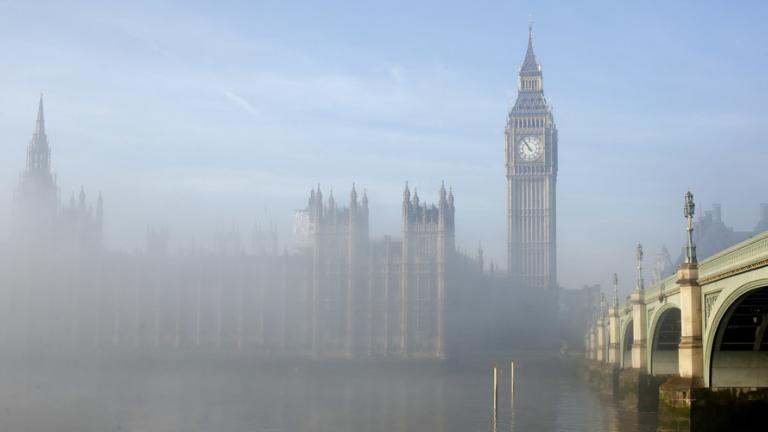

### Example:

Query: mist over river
xmin=0 ymin=352 xmax=655 ymax=432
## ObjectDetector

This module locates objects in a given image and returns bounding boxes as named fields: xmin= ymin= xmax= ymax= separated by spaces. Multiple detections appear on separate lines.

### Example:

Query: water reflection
xmin=0 ymin=353 xmax=655 ymax=431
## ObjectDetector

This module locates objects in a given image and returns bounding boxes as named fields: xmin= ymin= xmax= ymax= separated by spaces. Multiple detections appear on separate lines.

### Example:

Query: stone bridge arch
xmin=621 ymin=318 xmax=633 ymax=369
xmin=648 ymin=305 xmax=681 ymax=375
xmin=706 ymin=279 xmax=768 ymax=388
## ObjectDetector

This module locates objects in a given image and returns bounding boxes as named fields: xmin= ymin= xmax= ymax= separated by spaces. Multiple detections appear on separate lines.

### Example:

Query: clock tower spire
xmin=505 ymin=22 xmax=558 ymax=290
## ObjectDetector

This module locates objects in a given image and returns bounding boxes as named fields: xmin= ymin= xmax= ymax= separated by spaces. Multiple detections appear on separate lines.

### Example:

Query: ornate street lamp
xmin=636 ymin=243 xmax=644 ymax=292
xmin=684 ymin=191 xmax=697 ymax=264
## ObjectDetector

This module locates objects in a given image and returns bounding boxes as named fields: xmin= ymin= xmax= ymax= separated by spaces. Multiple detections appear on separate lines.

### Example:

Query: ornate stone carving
xmin=704 ymin=291 xmax=720 ymax=329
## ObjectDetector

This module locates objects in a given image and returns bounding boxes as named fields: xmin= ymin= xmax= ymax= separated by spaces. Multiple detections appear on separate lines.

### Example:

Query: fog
xmin=1 ymin=1 xmax=767 ymax=431
xmin=2 ymin=1 xmax=768 ymax=292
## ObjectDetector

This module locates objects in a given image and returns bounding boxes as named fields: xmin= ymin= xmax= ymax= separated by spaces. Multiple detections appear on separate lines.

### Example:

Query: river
xmin=0 ymin=352 xmax=656 ymax=431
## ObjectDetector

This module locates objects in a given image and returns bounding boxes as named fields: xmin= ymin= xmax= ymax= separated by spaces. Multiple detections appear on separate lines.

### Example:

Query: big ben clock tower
xmin=505 ymin=23 xmax=558 ymax=290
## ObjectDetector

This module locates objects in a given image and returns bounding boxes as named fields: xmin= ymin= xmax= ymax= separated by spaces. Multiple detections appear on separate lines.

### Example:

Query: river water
xmin=0 ymin=353 xmax=656 ymax=432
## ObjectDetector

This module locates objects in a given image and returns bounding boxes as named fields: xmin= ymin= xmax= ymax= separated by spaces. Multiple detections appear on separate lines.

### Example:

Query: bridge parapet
xmin=698 ymin=231 xmax=768 ymax=285
xmin=645 ymin=274 xmax=678 ymax=303
xmin=616 ymin=231 xmax=768 ymax=315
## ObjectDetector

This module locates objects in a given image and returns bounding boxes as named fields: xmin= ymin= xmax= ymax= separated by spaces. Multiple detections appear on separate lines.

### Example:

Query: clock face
xmin=518 ymin=136 xmax=542 ymax=161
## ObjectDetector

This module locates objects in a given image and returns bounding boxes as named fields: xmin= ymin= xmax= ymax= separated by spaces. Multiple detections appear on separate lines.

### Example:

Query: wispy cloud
xmin=224 ymin=90 xmax=260 ymax=116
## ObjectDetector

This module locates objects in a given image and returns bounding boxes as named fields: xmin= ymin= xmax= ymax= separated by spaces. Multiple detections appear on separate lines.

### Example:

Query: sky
xmin=1 ymin=0 xmax=767 ymax=294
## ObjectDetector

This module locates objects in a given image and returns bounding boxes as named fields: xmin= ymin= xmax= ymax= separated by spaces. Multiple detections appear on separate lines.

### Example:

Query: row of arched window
xmin=520 ymin=78 xmax=540 ymax=90
xmin=513 ymin=117 xmax=546 ymax=128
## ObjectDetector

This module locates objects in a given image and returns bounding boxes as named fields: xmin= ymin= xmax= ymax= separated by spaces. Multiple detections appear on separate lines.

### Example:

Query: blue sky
xmin=1 ymin=0 xmax=767 ymax=292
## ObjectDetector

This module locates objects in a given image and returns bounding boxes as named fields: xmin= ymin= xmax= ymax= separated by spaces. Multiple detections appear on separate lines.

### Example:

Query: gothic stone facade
xmin=2 ymin=184 xmax=457 ymax=360
xmin=299 ymin=183 xmax=455 ymax=359
xmin=4 ymin=98 xmax=463 ymax=359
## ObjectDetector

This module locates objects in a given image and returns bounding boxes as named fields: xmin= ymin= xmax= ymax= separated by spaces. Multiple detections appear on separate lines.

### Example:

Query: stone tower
xmin=306 ymin=184 xmax=370 ymax=358
xmin=13 ymin=95 xmax=58 ymax=250
xmin=505 ymin=23 xmax=558 ymax=290
xmin=401 ymin=182 xmax=454 ymax=358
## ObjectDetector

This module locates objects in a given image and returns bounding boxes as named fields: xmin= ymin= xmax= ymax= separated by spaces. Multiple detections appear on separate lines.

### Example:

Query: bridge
xmin=585 ymin=193 xmax=768 ymax=430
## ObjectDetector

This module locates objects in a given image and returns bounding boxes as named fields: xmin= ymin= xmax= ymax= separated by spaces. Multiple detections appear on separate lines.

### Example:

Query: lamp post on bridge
xmin=596 ymin=293 xmax=606 ymax=363
xmin=678 ymin=191 xmax=703 ymax=380
xmin=657 ymin=192 xmax=705 ymax=426
xmin=588 ymin=317 xmax=596 ymax=360
xmin=631 ymin=243 xmax=648 ymax=371
xmin=608 ymin=274 xmax=621 ymax=366
xmin=684 ymin=191 xmax=697 ymax=265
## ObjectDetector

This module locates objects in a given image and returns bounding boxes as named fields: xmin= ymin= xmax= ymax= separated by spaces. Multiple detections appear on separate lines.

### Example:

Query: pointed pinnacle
xmin=35 ymin=94 xmax=45 ymax=134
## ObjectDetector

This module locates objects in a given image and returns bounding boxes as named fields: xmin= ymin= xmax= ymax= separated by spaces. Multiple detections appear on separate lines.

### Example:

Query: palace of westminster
xmin=3 ymin=26 xmax=767 ymax=359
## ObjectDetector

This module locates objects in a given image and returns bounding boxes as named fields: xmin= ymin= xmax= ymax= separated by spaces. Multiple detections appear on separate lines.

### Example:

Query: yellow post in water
xmin=510 ymin=361 xmax=515 ymax=400
xmin=492 ymin=363 xmax=499 ymax=417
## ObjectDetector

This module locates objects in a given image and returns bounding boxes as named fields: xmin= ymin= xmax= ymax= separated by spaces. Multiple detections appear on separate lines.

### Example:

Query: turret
xmin=78 ymin=186 xmax=86 ymax=210
xmin=436 ymin=182 xmax=445 ymax=225
xmin=349 ymin=183 xmax=358 ymax=213
xmin=327 ymin=189 xmax=336 ymax=212
xmin=315 ymin=185 xmax=324 ymax=219
xmin=712 ymin=203 xmax=722 ymax=224
xmin=402 ymin=182 xmax=411 ymax=227
xmin=439 ymin=181 xmax=447 ymax=204
xmin=478 ymin=242 xmax=484 ymax=272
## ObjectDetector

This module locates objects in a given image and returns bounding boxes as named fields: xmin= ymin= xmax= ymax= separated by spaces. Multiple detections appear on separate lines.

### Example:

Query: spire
xmin=520 ymin=17 xmax=541 ymax=76
xmin=78 ymin=186 xmax=86 ymax=210
xmin=402 ymin=182 xmax=412 ymax=226
xmin=439 ymin=180 xmax=447 ymax=203
xmin=403 ymin=181 xmax=410 ymax=201
xmin=26 ymin=94 xmax=51 ymax=174
xmin=613 ymin=273 xmax=619 ymax=308
xmin=36 ymin=94 xmax=45 ymax=136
